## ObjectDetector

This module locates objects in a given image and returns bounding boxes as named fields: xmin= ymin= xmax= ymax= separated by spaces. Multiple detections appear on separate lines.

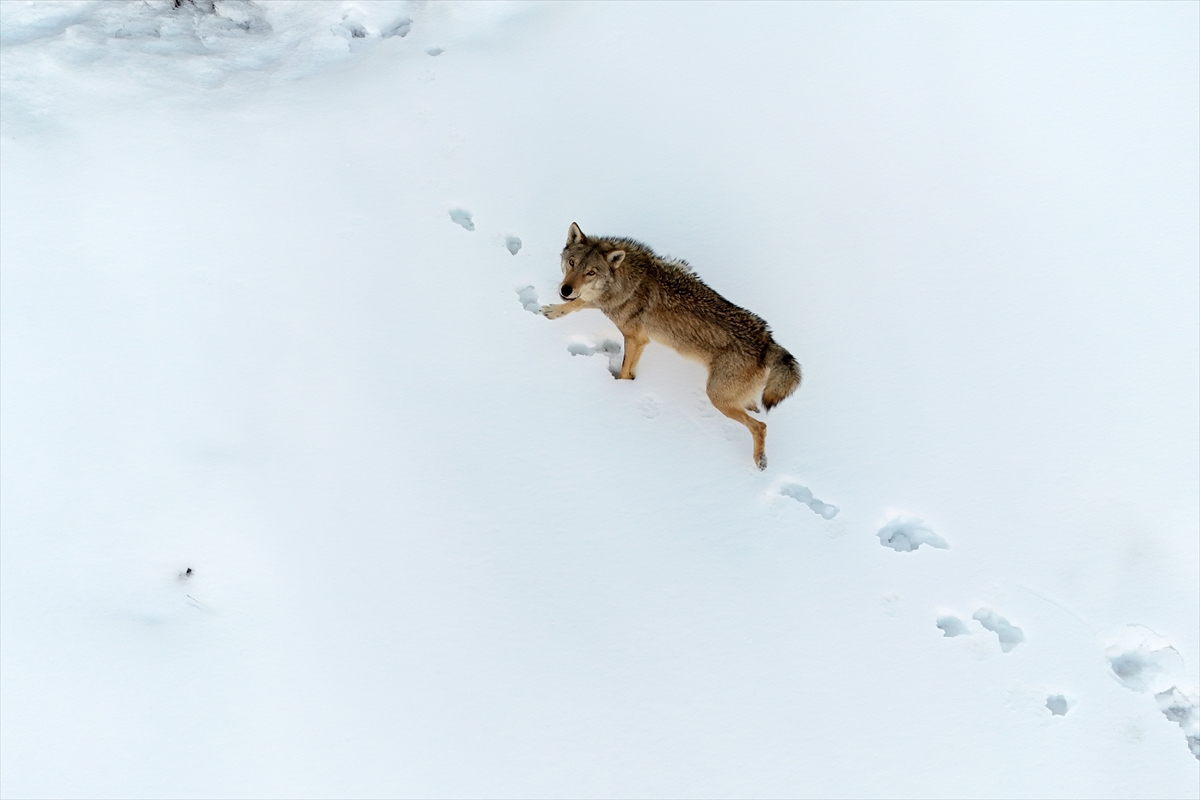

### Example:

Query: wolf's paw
xmin=541 ymin=303 xmax=565 ymax=319
xmin=756 ymin=453 xmax=768 ymax=470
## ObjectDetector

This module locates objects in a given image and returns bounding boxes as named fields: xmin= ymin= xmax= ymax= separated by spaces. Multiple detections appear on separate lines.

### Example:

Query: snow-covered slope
xmin=2 ymin=2 xmax=1197 ymax=797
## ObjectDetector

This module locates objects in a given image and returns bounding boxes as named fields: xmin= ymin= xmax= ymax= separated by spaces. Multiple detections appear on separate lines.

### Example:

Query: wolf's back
xmin=762 ymin=343 xmax=801 ymax=410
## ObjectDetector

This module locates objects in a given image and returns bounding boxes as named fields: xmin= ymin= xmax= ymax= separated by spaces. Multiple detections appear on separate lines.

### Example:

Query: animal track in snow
xmin=778 ymin=483 xmax=839 ymax=519
xmin=567 ymin=338 xmax=622 ymax=376
xmin=934 ymin=608 xmax=1023 ymax=652
xmin=381 ymin=17 xmax=411 ymax=38
xmin=638 ymin=394 xmax=661 ymax=419
xmin=336 ymin=10 xmax=368 ymax=39
xmin=448 ymin=208 xmax=474 ymax=230
xmin=691 ymin=390 xmax=718 ymax=418
xmin=505 ymin=236 xmax=522 ymax=255
xmin=973 ymin=608 xmax=1025 ymax=652
xmin=1106 ymin=625 xmax=1200 ymax=759
xmin=515 ymin=286 xmax=542 ymax=314
xmin=1045 ymin=694 xmax=1073 ymax=716
xmin=879 ymin=592 xmax=905 ymax=617
xmin=876 ymin=515 xmax=948 ymax=552
xmin=936 ymin=615 xmax=970 ymax=637
xmin=426 ymin=46 xmax=444 ymax=56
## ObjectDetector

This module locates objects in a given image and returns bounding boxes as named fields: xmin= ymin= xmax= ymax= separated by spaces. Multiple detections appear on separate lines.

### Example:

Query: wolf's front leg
xmin=617 ymin=331 xmax=650 ymax=380
xmin=541 ymin=299 xmax=586 ymax=319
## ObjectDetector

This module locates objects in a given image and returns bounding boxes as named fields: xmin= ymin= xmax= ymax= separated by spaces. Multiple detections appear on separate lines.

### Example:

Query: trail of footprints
xmin=493 ymin=216 xmax=1200 ymax=762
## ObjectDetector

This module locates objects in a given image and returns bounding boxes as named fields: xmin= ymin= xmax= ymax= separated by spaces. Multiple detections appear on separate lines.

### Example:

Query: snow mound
xmin=0 ymin=1 xmax=386 ymax=77
xmin=0 ymin=0 xmax=533 ymax=128
xmin=876 ymin=516 xmax=948 ymax=552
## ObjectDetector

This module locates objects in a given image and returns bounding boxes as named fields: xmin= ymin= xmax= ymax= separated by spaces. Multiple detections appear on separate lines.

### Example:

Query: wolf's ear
xmin=607 ymin=250 xmax=626 ymax=268
xmin=567 ymin=222 xmax=586 ymax=246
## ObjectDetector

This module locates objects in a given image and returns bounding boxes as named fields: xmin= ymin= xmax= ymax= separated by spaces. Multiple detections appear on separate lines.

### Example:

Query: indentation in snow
xmin=336 ymin=10 xmax=368 ymax=40
xmin=515 ymin=286 xmax=541 ymax=314
xmin=879 ymin=592 xmax=904 ymax=617
xmin=426 ymin=46 xmax=444 ymax=56
xmin=1107 ymin=628 xmax=1185 ymax=693
xmin=567 ymin=338 xmax=622 ymax=376
xmin=1106 ymin=625 xmax=1200 ymax=759
xmin=505 ymin=236 xmax=522 ymax=255
xmin=973 ymin=608 xmax=1024 ymax=652
xmin=449 ymin=208 xmax=474 ymax=230
xmin=936 ymin=615 xmax=970 ymax=637
xmin=381 ymin=17 xmax=412 ymax=38
xmin=778 ymin=483 xmax=838 ymax=519
xmin=1046 ymin=695 xmax=1071 ymax=716
xmin=876 ymin=516 xmax=948 ymax=552
xmin=1156 ymin=688 xmax=1200 ymax=759
xmin=638 ymin=395 xmax=661 ymax=419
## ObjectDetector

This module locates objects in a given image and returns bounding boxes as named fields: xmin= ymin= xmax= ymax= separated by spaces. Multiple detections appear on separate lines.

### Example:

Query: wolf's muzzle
xmin=560 ymin=284 xmax=573 ymax=299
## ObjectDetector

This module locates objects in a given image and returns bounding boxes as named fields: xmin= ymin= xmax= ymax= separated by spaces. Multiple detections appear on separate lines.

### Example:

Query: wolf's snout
xmin=560 ymin=284 xmax=573 ymax=299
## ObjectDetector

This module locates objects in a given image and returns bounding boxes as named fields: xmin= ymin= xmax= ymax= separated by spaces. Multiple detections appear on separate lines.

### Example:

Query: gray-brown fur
xmin=542 ymin=222 xmax=801 ymax=469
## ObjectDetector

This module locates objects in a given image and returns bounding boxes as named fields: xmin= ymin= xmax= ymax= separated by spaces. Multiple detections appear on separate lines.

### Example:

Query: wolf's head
xmin=558 ymin=222 xmax=625 ymax=302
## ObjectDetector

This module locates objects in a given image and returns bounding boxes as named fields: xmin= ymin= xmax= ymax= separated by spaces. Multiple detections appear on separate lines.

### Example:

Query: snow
xmin=973 ymin=608 xmax=1027 ymax=653
xmin=1 ymin=1 xmax=1198 ymax=797
xmin=876 ymin=514 xmax=948 ymax=552
xmin=779 ymin=482 xmax=840 ymax=521
xmin=937 ymin=614 xmax=971 ymax=638
xmin=448 ymin=207 xmax=476 ymax=231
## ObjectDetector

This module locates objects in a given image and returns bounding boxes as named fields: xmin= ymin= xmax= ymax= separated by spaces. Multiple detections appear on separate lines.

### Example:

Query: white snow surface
xmin=2 ymin=2 xmax=1198 ymax=797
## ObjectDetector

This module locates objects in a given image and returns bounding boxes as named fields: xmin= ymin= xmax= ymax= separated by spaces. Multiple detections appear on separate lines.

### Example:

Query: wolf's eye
xmin=568 ymin=258 xmax=575 ymax=267
xmin=586 ymin=270 xmax=596 ymax=277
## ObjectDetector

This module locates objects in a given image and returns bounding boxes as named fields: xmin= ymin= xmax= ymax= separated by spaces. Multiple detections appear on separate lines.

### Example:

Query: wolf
xmin=541 ymin=222 xmax=801 ymax=469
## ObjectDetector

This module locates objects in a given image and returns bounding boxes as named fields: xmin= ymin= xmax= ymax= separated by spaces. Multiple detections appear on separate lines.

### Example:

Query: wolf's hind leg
xmin=707 ymin=358 xmax=768 ymax=468
xmin=715 ymin=404 xmax=768 ymax=469
xmin=617 ymin=331 xmax=649 ymax=380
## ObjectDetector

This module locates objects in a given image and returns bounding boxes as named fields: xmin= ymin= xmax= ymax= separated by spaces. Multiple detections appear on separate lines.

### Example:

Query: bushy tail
xmin=762 ymin=343 xmax=801 ymax=411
